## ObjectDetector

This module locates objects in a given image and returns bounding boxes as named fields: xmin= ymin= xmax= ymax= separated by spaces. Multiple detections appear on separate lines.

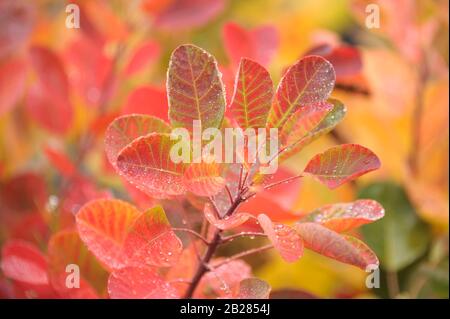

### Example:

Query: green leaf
xmin=358 ymin=182 xmax=431 ymax=272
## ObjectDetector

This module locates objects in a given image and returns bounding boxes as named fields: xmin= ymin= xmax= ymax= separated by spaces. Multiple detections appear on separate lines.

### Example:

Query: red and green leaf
xmin=116 ymin=133 xmax=187 ymax=198
xmin=167 ymin=44 xmax=226 ymax=131
xmin=304 ymin=144 xmax=381 ymax=189
xmin=301 ymin=199 xmax=384 ymax=232
xmin=123 ymin=205 xmax=183 ymax=268
xmin=230 ymin=58 xmax=273 ymax=129
xmin=75 ymin=199 xmax=141 ymax=270
xmin=295 ymin=222 xmax=378 ymax=269
xmin=267 ymin=56 xmax=335 ymax=128
xmin=108 ymin=266 xmax=180 ymax=299
xmin=257 ymin=214 xmax=303 ymax=262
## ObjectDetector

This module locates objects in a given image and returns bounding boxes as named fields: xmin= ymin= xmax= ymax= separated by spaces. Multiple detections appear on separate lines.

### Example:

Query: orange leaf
xmin=204 ymin=203 xmax=251 ymax=230
xmin=304 ymin=144 xmax=380 ymax=189
xmin=237 ymin=278 xmax=271 ymax=299
xmin=75 ymin=199 xmax=141 ymax=270
xmin=116 ymin=133 xmax=187 ymax=198
xmin=184 ymin=161 xmax=225 ymax=197
xmin=108 ymin=266 xmax=179 ymax=299
xmin=301 ymin=199 xmax=384 ymax=232
xmin=295 ymin=222 xmax=379 ymax=269
xmin=257 ymin=214 xmax=303 ymax=262
xmin=123 ymin=206 xmax=182 ymax=268
xmin=105 ymin=114 xmax=171 ymax=169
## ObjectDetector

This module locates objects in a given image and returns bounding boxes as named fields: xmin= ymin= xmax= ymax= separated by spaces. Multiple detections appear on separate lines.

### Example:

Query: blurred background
xmin=0 ymin=0 xmax=448 ymax=298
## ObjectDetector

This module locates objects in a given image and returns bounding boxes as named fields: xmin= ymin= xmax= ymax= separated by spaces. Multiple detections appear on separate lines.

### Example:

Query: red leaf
xmin=116 ymin=133 xmax=187 ymax=198
xmin=105 ymin=114 xmax=171 ymax=169
xmin=168 ymin=44 xmax=225 ymax=131
xmin=1 ymin=240 xmax=49 ymax=286
xmin=154 ymin=0 xmax=225 ymax=30
xmin=44 ymin=145 xmax=77 ymax=177
xmin=123 ymin=205 xmax=183 ymax=268
xmin=199 ymin=259 xmax=252 ymax=298
xmin=305 ymin=44 xmax=363 ymax=78
xmin=237 ymin=278 xmax=271 ymax=299
xmin=27 ymin=46 xmax=73 ymax=133
xmin=223 ymin=22 xmax=279 ymax=68
xmin=121 ymin=85 xmax=169 ymax=122
xmin=48 ymin=230 xmax=108 ymax=297
xmin=108 ymin=266 xmax=180 ymax=299
xmin=75 ymin=199 xmax=141 ymax=270
xmin=204 ymin=203 xmax=251 ymax=230
xmin=301 ymin=199 xmax=385 ymax=232
xmin=257 ymin=214 xmax=303 ymax=262
xmin=230 ymin=58 xmax=274 ymax=129
xmin=294 ymin=222 xmax=379 ymax=269
xmin=304 ymin=144 xmax=381 ymax=189
xmin=267 ymin=56 xmax=335 ymax=128
xmin=0 ymin=56 xmax=27 ymax=116
xmin=124 ymin=40 xmax=160 ymax=76
xmin=184 ymin=161 xmax=225 ymax=196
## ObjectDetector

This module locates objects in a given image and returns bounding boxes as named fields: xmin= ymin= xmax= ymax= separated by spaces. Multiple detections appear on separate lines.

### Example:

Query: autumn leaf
xmin=108 ymin=266 xmax=179 ymax=299
xmin=75 ymin=199 xmax=141 ymax=270
xmin=47 ymin=230 xmax=108 ymax=297
xmin=104 ymin=114 xmax=171 ymax=168
xmin=267 ymin=55 xmax=335 ymax=128
xmin=301 ymin=199 xmax=385 ymax=233
xmin=184 ymin=161 xmax=225 ymax=197
xmin=123 ymin=205 xmax=183 ymax=268
xmin=230 ymin=58 xmax=274 ymax=129
xmin=204 ymin=203 xmax=251 ymax=230
xmin=237 ymin=278 xmax=271 ymax=299
xmin=1 ymin=240 xmax=49 ymax=286
xmin=223 ymin=22 xmax=279 ymax=68
xmin=124 ymin=40 xmax=160 ymax=77
xmin=257 ymin=214 xmax=303 ymax=262
xmin=295 ymin=222 xmax=379 ymax=269
xmin=0 ymin=56 xmax=27 ymax=116
xmin=121 ymin=86 xmax=169 ymax=122
xmin=167 ymin=44 xmax=226 ymax=131
xmin=304 ymin=144 xmax=380 ymax=189
xmin=116 ymin=133 xmax=187 ymax=198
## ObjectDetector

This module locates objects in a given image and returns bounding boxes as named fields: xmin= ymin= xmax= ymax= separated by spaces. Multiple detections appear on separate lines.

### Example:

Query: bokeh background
xmin=0 ymin=0 xmax=448 ymax=298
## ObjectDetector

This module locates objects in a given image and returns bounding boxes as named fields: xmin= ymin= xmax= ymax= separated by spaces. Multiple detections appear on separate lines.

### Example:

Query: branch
xmin=172 ymin=228 xmax=210 ymax=245
xmin=220 ymin=232 xmax=267 ymax=244
xmin=212 ymin=244 xmax=274 ymax=269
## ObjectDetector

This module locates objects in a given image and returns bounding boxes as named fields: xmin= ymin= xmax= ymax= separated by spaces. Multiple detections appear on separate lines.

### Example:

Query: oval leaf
xmin=184 ymin=161 xmax=225 ymax=197
xmin=304 ymin=144 xmax=381 ymax=189
xmin=204 ymin=203 xmax=251 ymax=230
xmin=237 ymin=278 xmax=271 ymax=299
xmin=48 ymin=230 xmax=108 ymax=296
xmin=1 ymin=240 xmax=49 ymax=286
xmin=267 ymin=55 xmax=335 ymax=128
xmin=123 ymin=205 xmax=182 ymax=268
xmin=108 ymin=266 xmax=179 ymax=299
xmin=105 ymin=114 xmax=171 ymax=168
xmin=295 ymin=222 xmax=379 ymax=269
xmin=167 ymin=44 xmax=226 ymax=131
xmin=230 ymin=58 xmax=273 ymax=129
xmin=116 ymin=133 xmax=187 ymax=198
xmin=257 ymin=214 xmax=303 ymax=262
xmin=76 ymin=199 xmax=141 ymax=270
xmin=301 ymin=199 xmax=385 ymax=232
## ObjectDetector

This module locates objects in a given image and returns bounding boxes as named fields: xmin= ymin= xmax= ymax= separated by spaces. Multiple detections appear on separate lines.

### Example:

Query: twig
xmin=172 ymin=228 xmax=210 ymax=245
xmin=220 ymin=232 xmax=266 ymax=244
xmin=212 ymin=244 xmax=274 ymax=269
